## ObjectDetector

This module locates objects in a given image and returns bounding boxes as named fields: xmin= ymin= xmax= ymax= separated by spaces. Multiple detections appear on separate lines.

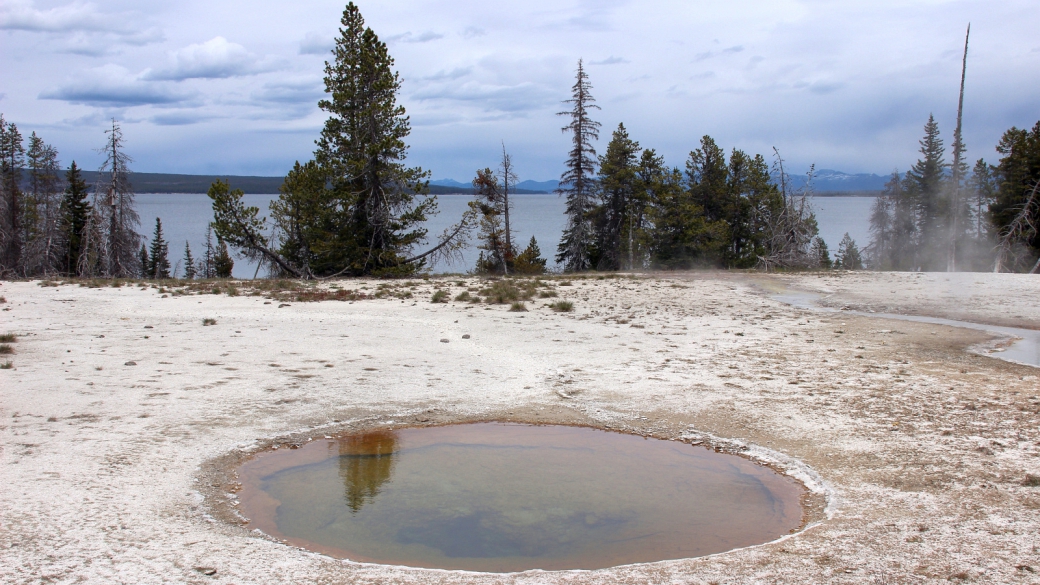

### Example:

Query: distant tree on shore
xmin=147 ymin=218 xmax=170 ymax=279
xmin=213 ymin=236 xmax=234 ymax=278
xmin=182 ymin=242 xmax=197 ymax=280
xmin=834 ymin=233 xmax=863 ymax=269
xmin=513 ymin=236 xmax=547 ymax=274
xmin=556 ymin=59 xmax=601 ymax=272
xmin=592 ymin=123 xmax=641 ymax=270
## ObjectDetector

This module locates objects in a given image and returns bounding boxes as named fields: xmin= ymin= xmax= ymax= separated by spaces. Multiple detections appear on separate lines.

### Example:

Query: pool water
xmin=237 ymin=423 xmax=804 ymax=572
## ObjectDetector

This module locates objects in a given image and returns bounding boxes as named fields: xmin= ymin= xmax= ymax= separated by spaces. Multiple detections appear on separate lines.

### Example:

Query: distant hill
xmin=783 ymin=169 xmax=888 ymax=193
xmin=430 ymin=178 xmax=554 ymax=194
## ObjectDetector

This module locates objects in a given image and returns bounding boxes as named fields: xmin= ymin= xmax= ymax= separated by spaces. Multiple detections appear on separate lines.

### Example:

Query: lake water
xmin=136 ymin=193 xmax=874 ymax=278
xmin=237 ymin=423 xmax=804 ymax=572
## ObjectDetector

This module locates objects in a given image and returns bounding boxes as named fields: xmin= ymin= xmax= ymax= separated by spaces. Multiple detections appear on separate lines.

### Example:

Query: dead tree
xmin=947 ymin=24 xmax=971 ymax=272
xmin=94 ymin=120 xmax=140 ymax=277
xmin=758 ymin=149 xmax=819 ymax=270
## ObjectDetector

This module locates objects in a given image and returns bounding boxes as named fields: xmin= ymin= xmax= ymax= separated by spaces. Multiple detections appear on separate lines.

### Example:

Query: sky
xmin=1 ymin=0 xmax=1039 ymax=182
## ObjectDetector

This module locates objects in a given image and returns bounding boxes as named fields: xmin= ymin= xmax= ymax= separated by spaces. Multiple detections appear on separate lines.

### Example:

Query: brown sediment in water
xmin=232 ymin=422 xmax=810 ymax=573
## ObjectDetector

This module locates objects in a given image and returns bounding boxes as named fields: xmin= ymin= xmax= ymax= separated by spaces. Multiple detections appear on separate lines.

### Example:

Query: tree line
xmin=0 ymin=116 xmax=237 ymax=279
xmin=866 ymin=117 xmax=1040 ymax=273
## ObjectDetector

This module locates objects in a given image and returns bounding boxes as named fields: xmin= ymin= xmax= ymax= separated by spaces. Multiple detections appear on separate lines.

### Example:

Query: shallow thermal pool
xmin=237 ymin=423 xmax=805 ymax=572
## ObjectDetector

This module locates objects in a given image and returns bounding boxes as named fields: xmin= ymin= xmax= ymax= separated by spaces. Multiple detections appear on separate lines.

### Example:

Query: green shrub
xmin=454 ymin=291 xmax=473 ymax=302
xmin=549 ymin=301 xmax=574 ymax=313
xmin=431 ymin=290 xmax=449 ymax=303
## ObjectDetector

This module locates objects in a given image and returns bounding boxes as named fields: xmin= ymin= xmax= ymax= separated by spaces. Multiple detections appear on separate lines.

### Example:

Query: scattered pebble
xmin=124 ymin=361 xmax=137 ymax=366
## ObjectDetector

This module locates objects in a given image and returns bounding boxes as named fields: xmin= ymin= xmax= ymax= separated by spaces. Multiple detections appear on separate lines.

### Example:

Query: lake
xmin=136 ymin=193 xmax=875 ymax=278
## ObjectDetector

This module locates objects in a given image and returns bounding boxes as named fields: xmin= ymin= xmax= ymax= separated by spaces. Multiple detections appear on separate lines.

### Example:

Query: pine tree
xmin=513 ymin=236 xmax=547 ymax=275
xmin=182 ymin=241 xmax=196 ymax=280
xmin=95 ymin=119 xmax=141 ymax=277
xmin=214 ymin=236 xmax=234 ymax=278
xmin=147 ymin=217 xmax=170 ymax=279
xmin=906 ymin=115 xmax=947 ymax=269
xmin=0 ymin=115 xmax=25 ymax=275
xmin=61 ymin=162 xmax=91 ymax=275
xmin=24 ymin=132 xmax=63 ymax=276
xmin=867 ymin=181 xmax=894 ymax=269
xmin=593 ymin=123 xmax=641 ymax=270
xmin=992 ymin=121 xmax=1040 ymax=268
xmin=313 ymin=2 xmax=435 ymax=275
xmin=469 ymin=168 xmax=511 ymax=274
xmin=810 ymin=237 xmax=832 ymax=269
xmin=556 ymin=59 xmax=601 ymax=272
xmin=967 ymin=159 xmax=996 ymax=241
xmin=499 ymin=143 xmax=517 ymax=259
xmin=202 ymin=225 xmax=216 ymax=279
xmin=835 ymin=233 xmax=863 ymax=270
xmin=139 ymin=244 xmax=149 ymax=278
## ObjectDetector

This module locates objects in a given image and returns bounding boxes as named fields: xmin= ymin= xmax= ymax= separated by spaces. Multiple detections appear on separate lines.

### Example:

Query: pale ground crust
xmin=2 ymin=271 xmax=1039 ymax=584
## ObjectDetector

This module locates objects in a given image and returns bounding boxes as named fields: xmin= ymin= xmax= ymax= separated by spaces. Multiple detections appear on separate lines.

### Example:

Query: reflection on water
xmin=337 ymin=431 xmax=398 ymax=514
xmin=238 ymin=423 xmax=805 ymax=572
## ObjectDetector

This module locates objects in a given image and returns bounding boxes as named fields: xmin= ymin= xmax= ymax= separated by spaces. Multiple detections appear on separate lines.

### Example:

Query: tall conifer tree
xmin=147 ymin=217 xmax=170 ymax=279
xmin=0 ymin=116 xmax=25 ymax=275
xmin=61 ymin=162 xmax=91 ymax=275
xmin=556 ymin=59 xmax=601 ymax=271
xmin=593 ymin=123 xmax=640 ymax=270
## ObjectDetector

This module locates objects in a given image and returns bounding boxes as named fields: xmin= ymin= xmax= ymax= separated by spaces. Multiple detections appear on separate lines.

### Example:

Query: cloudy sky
xmin=1 ymin=0 xmax=1038 ymax=182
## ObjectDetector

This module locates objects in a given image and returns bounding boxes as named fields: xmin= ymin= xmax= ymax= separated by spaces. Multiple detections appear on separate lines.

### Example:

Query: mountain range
xmin=24 ymin=170 xmax=888 ymax=195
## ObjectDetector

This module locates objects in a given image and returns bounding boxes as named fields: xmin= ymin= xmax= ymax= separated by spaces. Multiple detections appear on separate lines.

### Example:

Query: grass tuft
xmin=509 ymin=301 xmax=528 ymax=312
xmin=0 ymin=333 xmax=16 ymax=343
xmin=454 ymin=291 xmax=473 ymax=302
xmin=202 ymin=318 xmax=217 ymax=326
xmin=1023 ymin=474 xmax=1040 ymax=487
xmin=0 ymin=361 xmax=11 ymax=369
xmin=430 ymin=289 xmax=449 ymax=303
xmin=0 ymin=344 xmax=13 ymax=355
xmin=549 ymin=300 xmax=574 ymax=313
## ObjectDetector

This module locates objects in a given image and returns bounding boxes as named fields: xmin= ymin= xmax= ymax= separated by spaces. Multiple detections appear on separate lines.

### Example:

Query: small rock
xmin=462 ymin=334 xmax=471 ymax=339
xmin=278 ymin=303 xmax=291 ymax=308
xmin=440 ymin=338 xmax=449 ymax=343
xmin=194 ymin=567 xmax=218 ymax=576
xmin=124 ymin=361 xmax=137 ymax=366
xmin=143 ymin=325 xmax=153 ymax=329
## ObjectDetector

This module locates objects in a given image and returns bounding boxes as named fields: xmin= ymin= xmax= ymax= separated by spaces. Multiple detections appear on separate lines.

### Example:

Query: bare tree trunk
xmin=947 ymin=24 xmax=970 ymax=272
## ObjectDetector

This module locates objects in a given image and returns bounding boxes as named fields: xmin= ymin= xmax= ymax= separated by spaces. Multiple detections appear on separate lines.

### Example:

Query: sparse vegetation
xmin=509 ymin=301 xmax=528 ymax=312
xmin=0 ymin=361 xmax=11 ymax=369
xmin=0 ymin=333 xmax=16 ymax=343
xmin=0 ymin=344 xmax=13 ymax=354
xmin=549 ymin=300 xmax=574 ymax=312
xmin=431 ymin=289 xmax=449 ymax=303
xmin=202 ymin=318 xmax=217 ymax=326
xmin=454 ymin=291 xmax=473 ymax=302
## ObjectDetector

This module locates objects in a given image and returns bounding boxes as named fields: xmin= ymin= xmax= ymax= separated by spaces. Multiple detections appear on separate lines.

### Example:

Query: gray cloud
xmin=461 ymin=26 xmax=485 ymax=39
xmin=0 ymin=0 xmax=119 ymax=33
xmin=421 ymin=67 xmax=473 ymax=81
xmin=151 ymin=112 xmax=217 ymax=126
xmin=143 ymin=37 xmax=279 ymax=81
xmin=387 ymin=31 xmax=444 ymax=44
xmin=40 ymin=65 xmax=194 ymax=107
xmin=252 ymin=79 xmax=324 ymax=105
xmin=590 ymin=56 xmax=628 ymax=65
xmin=299 ymin=32 xmax=333 ymax=55
xmin=413 ymin=81 xmax=557 ymax=114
